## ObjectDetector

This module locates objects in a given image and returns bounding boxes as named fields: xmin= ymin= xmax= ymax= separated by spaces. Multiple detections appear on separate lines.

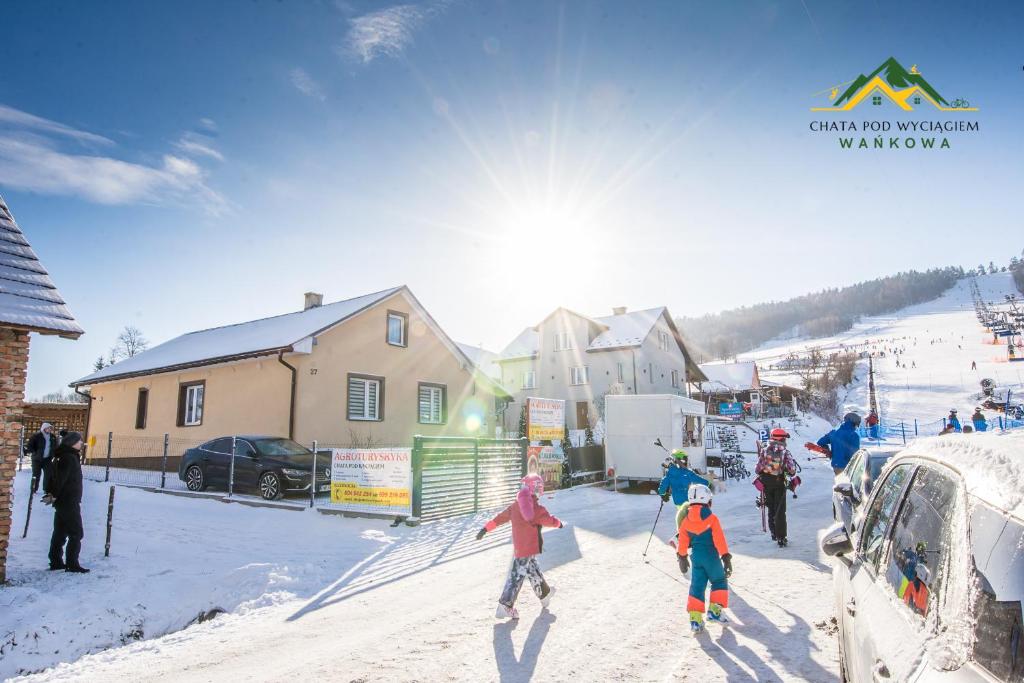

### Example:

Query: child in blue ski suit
xmin=658 ymin=449 xmax=710 ymax=529
xmin=676 ymin=483 xmax=733 ymax=633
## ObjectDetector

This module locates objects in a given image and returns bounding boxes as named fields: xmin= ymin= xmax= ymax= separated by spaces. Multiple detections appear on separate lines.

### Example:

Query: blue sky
xmin=2 ymin=0 xmax=1022 ymax=397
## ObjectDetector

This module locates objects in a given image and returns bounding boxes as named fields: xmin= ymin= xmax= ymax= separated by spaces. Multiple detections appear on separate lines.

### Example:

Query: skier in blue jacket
xmin=817 ymin=412 xmax=861 ymax=475
xmin=947 ymin=409 xmax=962 ymax=433
xmin=658 ymin=449 xmax=710 ymax=529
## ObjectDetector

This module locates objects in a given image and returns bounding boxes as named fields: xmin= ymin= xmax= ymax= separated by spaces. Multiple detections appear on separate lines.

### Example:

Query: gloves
xmin=660 ymin=492 xmax=670 ymax=503
xmin=41 ymin=493 xmax=55 ymax=506
xmin=677 ymin=554 xmax=690 ymax=575
xmin=475 ymin=527 xmax=487 ymax=541
xmin=722 ymin=553 xmax=733 ymax=578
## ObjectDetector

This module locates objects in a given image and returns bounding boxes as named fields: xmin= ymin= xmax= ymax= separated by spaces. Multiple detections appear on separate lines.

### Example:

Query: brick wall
xmin=0 ymin=327 xmax=29 ymax=583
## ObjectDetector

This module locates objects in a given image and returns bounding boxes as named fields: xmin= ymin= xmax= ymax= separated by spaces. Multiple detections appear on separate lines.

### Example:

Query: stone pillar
xmin=0 ymin=327 xmax=29 ymax=583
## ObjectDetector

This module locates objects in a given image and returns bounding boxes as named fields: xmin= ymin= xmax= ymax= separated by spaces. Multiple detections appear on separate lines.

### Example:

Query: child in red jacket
xmin=476 ymin=473 xmax=563 ymax=619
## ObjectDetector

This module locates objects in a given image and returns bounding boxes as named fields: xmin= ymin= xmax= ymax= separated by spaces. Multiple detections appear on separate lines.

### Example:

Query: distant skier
xmin=971 ymin=360 xmax=977 ymax=370
xmin=865 ymin=410 xmax=880 ymax=440
xmin=817 ymin=413 xmax=861 ymax=475
xmin=477 ymin=473 xmax=563 ymax=619
xmin=676 ymin=483 xmax=732 ymax=634
xmin=658 ymin=449 xmax=710 ymax=530
xmin=947 ymin=409 xmax=962 ymax=432
xmin=971 ymin=407 xmax=987 ymax=432
xmin=755 ymin=429 xmax=797 ymax=547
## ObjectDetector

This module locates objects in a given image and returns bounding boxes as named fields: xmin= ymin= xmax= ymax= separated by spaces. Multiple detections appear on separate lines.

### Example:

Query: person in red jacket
xmin=476 ymin=473 xmax=563 ymax=619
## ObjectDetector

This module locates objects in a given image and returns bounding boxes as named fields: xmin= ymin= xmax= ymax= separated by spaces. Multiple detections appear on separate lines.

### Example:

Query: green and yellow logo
xmin=812 ymin=57 xmax=976 ymax=112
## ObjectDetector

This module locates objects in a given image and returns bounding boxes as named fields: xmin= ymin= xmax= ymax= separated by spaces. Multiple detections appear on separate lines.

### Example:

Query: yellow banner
xmin=331 ymin=481 xmax=411 ymax=507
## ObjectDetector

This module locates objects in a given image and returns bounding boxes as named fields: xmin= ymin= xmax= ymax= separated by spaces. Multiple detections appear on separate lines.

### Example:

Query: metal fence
xmin=411 ymin=436 xmax=527 ymax=522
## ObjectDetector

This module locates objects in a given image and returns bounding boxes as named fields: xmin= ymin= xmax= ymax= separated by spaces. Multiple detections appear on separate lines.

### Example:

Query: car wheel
xmin=185 ymin=465 xmax=207 ymax=492
xmin=259 ymin=471 xmax=283 ymax=500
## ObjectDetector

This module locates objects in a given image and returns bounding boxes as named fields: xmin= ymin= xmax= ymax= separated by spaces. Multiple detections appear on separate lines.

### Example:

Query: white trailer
xmin=605 ymin=394 xmax=708 ymax=486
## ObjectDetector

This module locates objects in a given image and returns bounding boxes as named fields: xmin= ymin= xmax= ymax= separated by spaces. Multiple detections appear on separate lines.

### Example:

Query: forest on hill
xmin=677 ymin=267 xmax=966 ymax=361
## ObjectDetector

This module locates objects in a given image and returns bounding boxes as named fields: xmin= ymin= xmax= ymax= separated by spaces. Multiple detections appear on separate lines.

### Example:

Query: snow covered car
xmin=178 ymin=436 xmax=330 ymax=500
xmin=821 ymin=433 xmax=1024 ymax=682
xmin=831 ymin=447 xmax=896 ymax=534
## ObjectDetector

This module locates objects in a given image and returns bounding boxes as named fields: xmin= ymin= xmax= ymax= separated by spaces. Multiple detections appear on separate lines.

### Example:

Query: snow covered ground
xmin=4 ymin=414 xmax=842 ymax=682
xmin=744 ymin=272 xmax=1024 ymax=430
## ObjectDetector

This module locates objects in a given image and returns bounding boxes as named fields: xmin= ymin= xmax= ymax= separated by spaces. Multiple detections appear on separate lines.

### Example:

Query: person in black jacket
xmin=25 ymin=422 xmax=57 ymax=493
xmin=43 ymin=432 xmax=89 ymax=573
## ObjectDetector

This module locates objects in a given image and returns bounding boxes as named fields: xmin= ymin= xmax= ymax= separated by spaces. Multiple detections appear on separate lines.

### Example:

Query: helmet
xmin=844 ymin=412 xmax=862 ymax=426
xmin=770 ymin=428 xmax=790 ymax=441
xmin=671 ymin=449 xmax=689 ymax=462
xmin=688 ymin=483 xmax=712 ymax=505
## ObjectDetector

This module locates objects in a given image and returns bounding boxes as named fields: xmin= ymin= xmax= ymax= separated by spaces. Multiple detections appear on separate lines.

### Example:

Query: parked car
xmin=821 ymin=435 xmax=1024 ymax=682
xmin=178 ymin=436 xmax=330 ymax=500
xmin=832 ymin=447 xmax=896 ymax=534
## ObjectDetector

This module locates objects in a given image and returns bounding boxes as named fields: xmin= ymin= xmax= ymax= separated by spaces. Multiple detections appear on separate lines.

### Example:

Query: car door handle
xmin=872 ymin=660 xmax=891 ymax=681
xmin=845 ymin=599 xmax=856 ymax=616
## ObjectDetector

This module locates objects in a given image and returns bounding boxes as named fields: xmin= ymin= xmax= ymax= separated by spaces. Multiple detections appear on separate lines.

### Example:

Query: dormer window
xmin=387 ymin=311 xmax=408 ymax=347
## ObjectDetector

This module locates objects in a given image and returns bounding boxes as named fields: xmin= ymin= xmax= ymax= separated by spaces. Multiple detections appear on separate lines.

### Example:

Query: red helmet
xmin=770 ymin=428 xmax=790 ymax=441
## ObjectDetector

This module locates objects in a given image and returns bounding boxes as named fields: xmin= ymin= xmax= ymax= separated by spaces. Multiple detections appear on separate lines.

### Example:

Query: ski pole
xmin=760 ymin=493 xmax=766 ymax=533
xmin=642 ymin=498 xmax=666 ymax=560
xmin=22 ymin=483 xmax=34 ymax=539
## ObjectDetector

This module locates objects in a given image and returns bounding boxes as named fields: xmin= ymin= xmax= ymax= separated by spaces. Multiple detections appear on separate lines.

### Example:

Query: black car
xmin=178 ymin=435 xmax=331 ymax=500
xmin=832 ymin=447 xmax=895 ymax=535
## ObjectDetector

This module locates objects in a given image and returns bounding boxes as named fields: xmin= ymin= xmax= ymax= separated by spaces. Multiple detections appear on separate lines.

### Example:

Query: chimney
xmin=612 ymin=306 xmax=627 ymax=316
xmin=304 ymin=292 xmax=323 ymax=311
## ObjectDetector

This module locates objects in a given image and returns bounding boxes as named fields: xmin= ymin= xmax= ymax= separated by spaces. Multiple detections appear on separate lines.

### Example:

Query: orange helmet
xmin=770 ymin=428 xmax=790 ymax=441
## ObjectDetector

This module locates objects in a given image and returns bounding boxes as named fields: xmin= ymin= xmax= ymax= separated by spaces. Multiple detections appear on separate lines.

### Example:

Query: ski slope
xmin=6 ymin=414 xmax=842 ymax=682
xmin=743 ymin=272 xmax=1024 ymax=432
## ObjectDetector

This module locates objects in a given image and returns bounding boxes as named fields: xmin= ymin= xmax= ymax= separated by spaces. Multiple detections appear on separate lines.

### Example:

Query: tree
xmin=93 ymin=356 xmax=106 ymax=372
xmin=518 ymin=403 xmax=528 ymax=439
xmin=110 ymin=325 xmax=149 ymax=362
xmin=32 ymin=389 xmax=87 ymax=404
xmin=988 ymin=261 xmax=997 ymax=274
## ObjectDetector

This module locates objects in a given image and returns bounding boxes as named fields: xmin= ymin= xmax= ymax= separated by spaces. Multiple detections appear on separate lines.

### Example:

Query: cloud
xmin=341 ymin=1 xmax=451 ymax=64
xmin=174 ymin=131 xmax=224 ymax=161
xmin=0 ymin=104 xmax=226 ymax=214
xmin=289 ymin=67 xmax=327 ymax=101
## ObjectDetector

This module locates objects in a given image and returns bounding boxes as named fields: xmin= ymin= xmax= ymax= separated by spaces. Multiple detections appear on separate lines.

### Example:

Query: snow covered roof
xmin=72 ymin=287 xmax=403 ymax=385
xmin=0 ymin=195 xmax=82 ymax=338
xmin=498 ymin=327 xmax=539 ymax=360
xmin=698 ymin=361 xmax=759 ymax=393
xmin=893 ymin=431 xmax=1024 ymax=518
xmin=589 ymin=307 xmax=665 ymax=350
xmin=456 ymin=342 xmax=501 ymax=380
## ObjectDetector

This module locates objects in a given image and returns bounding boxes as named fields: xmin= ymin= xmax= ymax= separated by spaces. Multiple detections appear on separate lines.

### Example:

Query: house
xmin=495 ymin=306 xmax=707 ymax=432
xmin=696 ymin=361 xmax=800 ymax=416
xmin=455 ymin=343 xmax=501 ymax=382
xmin=71 ymin=287 xmax=510 ymax=451
xmin=0 ymin=196 xmax=83 ymax=582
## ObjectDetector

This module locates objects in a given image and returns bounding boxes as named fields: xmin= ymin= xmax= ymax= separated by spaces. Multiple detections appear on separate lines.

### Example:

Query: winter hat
xmin=40 ymin=422 xmax=52 ymax=433
xmin=516 ymin=473 xmax=544 ymax=521
xmin=61 ymin=431 xmax=83 ymax=448
xmin=843 ymin=412 xmax=861 ymax=426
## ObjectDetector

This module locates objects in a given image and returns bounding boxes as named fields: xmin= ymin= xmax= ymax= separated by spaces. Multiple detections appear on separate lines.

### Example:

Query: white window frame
xmin=418 ymin=383 xmax=445 ymax=425
xmin=570 ymin=366 xmax=589 ymax=386
xmin=553 ymin=332 xmax=574 ymax=351
xmin=671 ymin=369 xmax=679 ymax=388
xmin=522 ymin=370 xmax=536 ymax=389
xmin=184 ymin=384 xmax=204 ymax=426
xmin=386 ymin=312 xmax=407 ymax=347
xmin=348 ymin=376 xmax=382 ymax=421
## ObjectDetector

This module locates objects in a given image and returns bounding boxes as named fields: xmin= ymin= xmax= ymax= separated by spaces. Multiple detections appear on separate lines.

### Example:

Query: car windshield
xmin=969 ymin=504 xmax=1024 ymax=681
xmin=256 ymin=438 xmax=310 ymax=457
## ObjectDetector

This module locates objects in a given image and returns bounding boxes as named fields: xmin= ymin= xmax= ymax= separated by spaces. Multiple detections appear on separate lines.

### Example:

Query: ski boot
xmin=688 ymin=610 xmax=705 ymax=634
xmin=778 ymin=537 xmax=788 ymax=548
xmin=495 ymin=604 xmax=519 ymax=619
xmin=707 ymin=603 xmax=729 ymax=625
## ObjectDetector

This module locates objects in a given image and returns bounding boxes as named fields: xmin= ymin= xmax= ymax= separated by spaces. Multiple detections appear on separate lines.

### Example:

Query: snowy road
xmin=9 ymin=418 xmax=841 ymax=682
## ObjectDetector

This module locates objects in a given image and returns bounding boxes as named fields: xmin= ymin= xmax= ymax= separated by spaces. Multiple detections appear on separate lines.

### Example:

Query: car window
xmin=865 ymin=455 xmax=890 ymax=495
xmin=881 ymin=466 xmax=959 ymax=623
xmin=256 ymin=438 xmax=309 ymax=457
xmin=969 ymin=507 xmax=1024 ymax=681
xmin=859 ymin=463 xmax=913 ymax=570
xmin=847 ymin=451 xmax=867 ymax=498
xmin=233 ymin=439 xmax=256 ymax=457
xmin=203 ymin=437 xmax=232 ymax=454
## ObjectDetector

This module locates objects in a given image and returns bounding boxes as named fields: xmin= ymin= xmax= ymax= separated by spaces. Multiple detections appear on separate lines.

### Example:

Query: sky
xmin=2 ymin=0 xmax=1022 ymax=398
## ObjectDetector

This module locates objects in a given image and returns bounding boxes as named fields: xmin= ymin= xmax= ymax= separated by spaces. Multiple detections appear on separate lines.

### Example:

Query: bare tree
xmin=110 ymin=325 xmax=149 ymax=362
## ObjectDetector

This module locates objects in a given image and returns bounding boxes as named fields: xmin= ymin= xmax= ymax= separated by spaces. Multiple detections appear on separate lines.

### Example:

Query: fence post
xmin=310 ymin=440 xmax=318 ymax=509
xmin=999 ymin=415 xmax=1004 ymax=431
xmin=105 ymin=431 xmax=113 ymax=482
xmin=411 ymin=436 xmax=423 ymax=518
xmin=160 ymin=433 xmax=169 ymax=489
xmin=228 ymin=435 xmax=236 ymax=497
xmin=104 ymin=486 xmax=115 ymax=557
xmin=914 ymin=419 xmax=918 ymax=436
xmin=472 ymin=439 xmax=480 ymax=513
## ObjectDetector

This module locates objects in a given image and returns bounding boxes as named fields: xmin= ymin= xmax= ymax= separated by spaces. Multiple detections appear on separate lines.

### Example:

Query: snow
xmin=698 ymin=361 xmax=758 ymax=393
xmin=4 ymin=413 xmax=843 ymax=682
xmin=589 ymin=307 xmax=666 ymax=350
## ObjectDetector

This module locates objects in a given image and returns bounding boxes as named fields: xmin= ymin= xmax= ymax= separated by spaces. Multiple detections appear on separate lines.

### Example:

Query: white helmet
xmin=688 ymin=483 xmax=712 ymax=505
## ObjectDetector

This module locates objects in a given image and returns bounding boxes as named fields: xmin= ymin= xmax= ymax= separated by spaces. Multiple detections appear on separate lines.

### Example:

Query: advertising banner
xmin=330 ymin=448 xmax=413 ymax=516
xmin=527 ymin=444 xmax=565 ymax=490
xmin=527 ymin=397 xmax=566 ymax=441
xmin=719 ymin=402 xmax=744 ymax=416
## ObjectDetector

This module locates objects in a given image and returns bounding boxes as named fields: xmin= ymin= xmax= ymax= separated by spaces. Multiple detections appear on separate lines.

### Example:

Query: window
xmin=233 ymin=439 xmax=257 ymax=458
xmin=969 ymin=508 xmax=1024 ymax=680
xmin=658 ymin=330 xmax=671 ymax=351
xmin=570 ymin=366 xmax=589 ymax=385
xmin=522 ymin=370 xmax=536 ymax=389
xmin=846 ymin=450 xmax=867 ymax=500
xmin=616 ymin=362 xmax=624 ymax=383
xmin=872 ymin=95 xmax=882 ymax=105
xmin=882 ymin=466 xmax=958 ymax=621
xmin=386 ymin=311 xmax=407 ymax=347
xmin=135 ymin=388 xmax=149 ymax=430
xmin=553 ymin=332 xmax=573 ymax=351
xmin=418 ymin=383 xmax=446 ymax=424
xmin=649 ymin=363 xmax=655 ymax=384
xmin=671 ymin=369 xmax=679 ymax=388
xmin=201 ymin=437 xmax=233 ymax=454
xmin=348 ymin=374 xmax=383 ymax=421
xmin=177 ymin=382 xmax=204 ymax=427
xmin=859 ymin=463 xmax=912 ymax=570
xmin=913 ymin=96 xmax=921 ymax=105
